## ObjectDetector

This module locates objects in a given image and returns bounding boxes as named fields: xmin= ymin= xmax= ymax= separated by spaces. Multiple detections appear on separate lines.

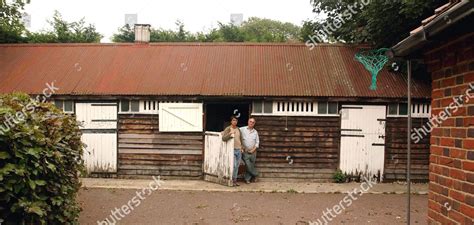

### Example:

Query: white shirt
xmin=239 ymin=126 xmax=260 ymax=150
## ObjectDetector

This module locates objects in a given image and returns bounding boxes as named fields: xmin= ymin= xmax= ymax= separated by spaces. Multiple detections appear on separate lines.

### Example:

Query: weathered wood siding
xmin=252 ymin=116 xmax=340 ymax=181
xmin=117 ymin=114 xmax=203 ymax=179
xmin=384 ymin=117 xmax=430 ymax=182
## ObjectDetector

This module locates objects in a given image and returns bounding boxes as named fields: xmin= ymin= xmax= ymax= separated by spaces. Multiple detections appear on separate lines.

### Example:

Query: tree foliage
xmin=0 ymin=93 xmax=84 ymax=224
xmin=0 ymin=0 xmax=29 ymax=43
xmin=112 ymin=17 xmax=301 ymax=43
xmin=241 ymin=17 xmax=300 ymax=42
xmin=26 ymin=11 xmax=103 ymax=43
xmin=302 ymin=0 xmax=446 ymax=47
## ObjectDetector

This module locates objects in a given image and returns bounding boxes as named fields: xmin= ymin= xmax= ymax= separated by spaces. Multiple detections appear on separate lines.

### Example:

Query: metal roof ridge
xmin=0 ymin=42 xmax=373 ymax=48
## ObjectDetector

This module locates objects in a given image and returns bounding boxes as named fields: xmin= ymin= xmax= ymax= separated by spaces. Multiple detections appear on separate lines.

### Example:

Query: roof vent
xmin=134 ymin=24 xmax=151 ymax=43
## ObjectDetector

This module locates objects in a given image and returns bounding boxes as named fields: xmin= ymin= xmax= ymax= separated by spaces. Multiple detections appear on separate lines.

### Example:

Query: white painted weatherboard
xmin=76 ymin=103 xmax=117 ymax=173
xmin=159 ymin=103 xmax=203 ymax=132
xmin=339 ymin=105 xmax=386 ymax=181
xmin=203 ymin=132 xmax=234 ymax=186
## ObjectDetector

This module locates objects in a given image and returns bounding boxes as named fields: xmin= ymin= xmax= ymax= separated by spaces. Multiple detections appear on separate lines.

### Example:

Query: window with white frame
xmin=276 ymin=101 xmax=315 ymax=115
xmin=141 ymin=100 xmax=159 ymax=114
xmin=318 ymin=102 xmax=339 ymax=115
xmin=119 ymin=100 xmax=182 ymax=114
xmin=252 ymin=101 xmax=339 ymax=116
xmin=387 ymin=103 xmax=430 ymax=118
xmin=412 ymin=103 xmax=431 ymax=118
xmin=119 ymin=100 xmax=140 ymax=113
xmin=252 ymin=101 xmax=273 ymax=114
xmin=54 ymin=100 xmax=74 ymax=113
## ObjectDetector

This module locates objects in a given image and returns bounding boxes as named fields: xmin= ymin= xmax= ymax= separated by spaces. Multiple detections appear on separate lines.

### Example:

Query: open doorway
xmin=205 ymin=102 xmax=250 ymax=132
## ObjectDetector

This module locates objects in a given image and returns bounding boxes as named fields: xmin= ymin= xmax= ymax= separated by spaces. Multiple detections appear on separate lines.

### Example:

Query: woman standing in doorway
xmin=222 ymin=116 xmax=244 ymax=187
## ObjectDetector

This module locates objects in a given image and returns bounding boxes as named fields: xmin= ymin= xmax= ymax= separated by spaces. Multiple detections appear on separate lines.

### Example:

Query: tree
xmin=113 ymin=20 xmax=198 ymax=42
xmin=215 ymin=22 xmax=245 ymax=42
xmin=112 ymin=17 xmax=301 ymax=43
xmin=0 ymin=93 xmax=84 ymax=224
xmin=0 ymin=0 xmax=30 ymax=43
xmin=303 ymin=0 xmax=445 ymax=47
xmin=241 ymin=17 xmax=300 ymax=42
xmin=195 ymin=28 xmax=221 ymax=42
xmin=26 ymin=11 xmax=102 ymax=43
xmin=111 ymin=24 xmax=134 ymax=42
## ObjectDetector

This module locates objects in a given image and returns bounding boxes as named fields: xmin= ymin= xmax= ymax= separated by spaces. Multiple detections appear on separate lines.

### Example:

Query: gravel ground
xmin=79 ymin=188 xmax=428 ymax=225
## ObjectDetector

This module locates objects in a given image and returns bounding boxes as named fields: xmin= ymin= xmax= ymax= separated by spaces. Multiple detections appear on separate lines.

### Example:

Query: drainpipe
xmin=407 ymin=60 xmax=412 ymax=225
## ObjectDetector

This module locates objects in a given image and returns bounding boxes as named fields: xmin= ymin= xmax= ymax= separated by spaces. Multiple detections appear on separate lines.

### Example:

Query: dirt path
xmin=79 ymin=188 xmax=427 ymax=225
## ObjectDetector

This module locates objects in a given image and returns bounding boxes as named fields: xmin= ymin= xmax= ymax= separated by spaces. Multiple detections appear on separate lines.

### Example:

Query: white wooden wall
xmin=203 ymin=131 xmax=234 ymax=186
xmin=339 ymin=105 xmax=386 ymax=181
xmin=76 ymin=103 xmax=117 ymax=173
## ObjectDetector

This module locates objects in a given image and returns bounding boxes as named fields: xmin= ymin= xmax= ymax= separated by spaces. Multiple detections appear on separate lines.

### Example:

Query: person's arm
xmin=239 ymin=129 xmax=245 ymax=152
xmin=255 ymin=130 xmax=260 ymax=148
xmin=250 ymin=131 xmax=260 ymax=153
xmin=221 ymin=127 xmax=233 ymax=142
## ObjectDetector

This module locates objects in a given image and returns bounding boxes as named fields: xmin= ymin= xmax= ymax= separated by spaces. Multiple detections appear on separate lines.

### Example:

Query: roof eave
xmin=390 ymin=0 xmax=473 ymax=58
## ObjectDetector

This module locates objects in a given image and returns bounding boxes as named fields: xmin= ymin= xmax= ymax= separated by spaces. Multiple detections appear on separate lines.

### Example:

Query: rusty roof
xmin=0 ymin=43 xmax=430 ymax=98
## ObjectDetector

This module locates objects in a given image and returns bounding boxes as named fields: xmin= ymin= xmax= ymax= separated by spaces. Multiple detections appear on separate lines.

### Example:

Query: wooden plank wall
xmin=252 ymin=115 xmax=340 ymax=181
xmin=117 ymin=114 xmax=203 ymax=179
xmin=384 ymin=117 xmax=430 ymax=182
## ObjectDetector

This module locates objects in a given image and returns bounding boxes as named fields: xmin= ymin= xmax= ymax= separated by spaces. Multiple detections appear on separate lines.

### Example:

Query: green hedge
xmin=0 ymin=93 xmax=84 ymax=224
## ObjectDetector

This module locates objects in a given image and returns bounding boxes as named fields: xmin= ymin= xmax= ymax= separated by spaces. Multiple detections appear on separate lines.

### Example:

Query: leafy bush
xmin=333 ymin=170 xmax=347 ymax=183
xmin=0 ymin=93 xmax=84 ymax=224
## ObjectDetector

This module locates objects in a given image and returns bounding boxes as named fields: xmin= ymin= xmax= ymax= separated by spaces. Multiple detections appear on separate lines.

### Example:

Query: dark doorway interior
xmin=205 ymin=103 xmax=250 ymax=132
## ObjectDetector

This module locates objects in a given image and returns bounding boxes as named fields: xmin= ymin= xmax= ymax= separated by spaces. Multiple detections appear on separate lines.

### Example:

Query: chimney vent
xmin=134 ymin=24 xmax=151 ymax=43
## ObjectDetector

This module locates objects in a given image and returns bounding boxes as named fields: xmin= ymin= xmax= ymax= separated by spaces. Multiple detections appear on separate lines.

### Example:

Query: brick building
xmin=391 ymin=0 xmax=473 ymax=224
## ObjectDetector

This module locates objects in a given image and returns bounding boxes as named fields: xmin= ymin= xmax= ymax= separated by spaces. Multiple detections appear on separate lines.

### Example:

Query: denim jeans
xmin=243 ymin=152 xmax=258 ymax=182
xmin=233 ymin=148 xmax=242 ymax=182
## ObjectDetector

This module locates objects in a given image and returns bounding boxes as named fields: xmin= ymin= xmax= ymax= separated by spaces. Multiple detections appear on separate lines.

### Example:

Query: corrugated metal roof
xmin=0 ymin=43 xmax=430 ymax=98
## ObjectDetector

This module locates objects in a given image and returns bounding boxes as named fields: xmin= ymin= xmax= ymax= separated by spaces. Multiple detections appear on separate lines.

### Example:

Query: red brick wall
xmin=424 ymin=32 xmax=474 ymax=224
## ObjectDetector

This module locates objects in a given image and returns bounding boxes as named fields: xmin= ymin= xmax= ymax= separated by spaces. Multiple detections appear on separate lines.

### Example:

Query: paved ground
xmin=79 ymin=188 xmax=428 ymax=225
xmin=81 ymin=178 xmax=429 ymax=194
xmin=79 ymin=178 xmax=429 ymax=225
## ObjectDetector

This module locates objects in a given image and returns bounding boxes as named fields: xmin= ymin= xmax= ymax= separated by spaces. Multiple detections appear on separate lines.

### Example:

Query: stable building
xmin=0 ymin=41 xmax=432 ymax=182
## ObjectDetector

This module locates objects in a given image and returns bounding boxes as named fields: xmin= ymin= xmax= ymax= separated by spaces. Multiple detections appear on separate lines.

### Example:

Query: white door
xmin=339 ymin=105 xmax=386 ymax=181
xmin=203 ymin=132 xmax=234 ymax=186
xmin=159 ymin=103 xmax=203 ymax=132
xmin=76 ymin=102 xmax=117 ymax=173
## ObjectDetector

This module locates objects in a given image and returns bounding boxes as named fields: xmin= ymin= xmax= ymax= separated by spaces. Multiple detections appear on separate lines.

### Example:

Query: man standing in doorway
xmin=222 ymin=116 xmax=243 ymax=187
xmin=240 ymin=117 xmax=260 ymax=184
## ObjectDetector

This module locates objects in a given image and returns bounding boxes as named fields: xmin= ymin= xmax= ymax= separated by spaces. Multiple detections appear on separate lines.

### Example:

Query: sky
xmin=23 ymin=0 xmax=317 ymax=43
